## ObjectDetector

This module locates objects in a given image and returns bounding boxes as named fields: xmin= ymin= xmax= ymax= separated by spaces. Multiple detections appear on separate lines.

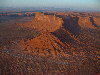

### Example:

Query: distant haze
xmin=0 ymin=0 xmax=100 ymax=11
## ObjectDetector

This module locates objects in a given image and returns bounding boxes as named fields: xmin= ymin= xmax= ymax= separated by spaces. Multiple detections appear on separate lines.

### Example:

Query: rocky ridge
xmin=15 ymin=12 xmax=100 ymax=56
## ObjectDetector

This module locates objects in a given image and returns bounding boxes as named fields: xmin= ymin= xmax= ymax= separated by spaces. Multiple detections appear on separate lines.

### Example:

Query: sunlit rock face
xmin=18 ymin=12 xmax=63 ymax=32
xmin=16 ymin=32 xmax=66 ymax=56
xmin=78 ymin=16 xmax=96 ymax=28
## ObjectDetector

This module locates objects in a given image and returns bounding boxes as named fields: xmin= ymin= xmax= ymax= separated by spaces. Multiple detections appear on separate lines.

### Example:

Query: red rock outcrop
xmin=16 ymin=32 xmax=66 ymax=56
xmin=18 ymin=12 xmax=63 ymax=32
xmin=78 ymin=16 xmax=96 ymax=28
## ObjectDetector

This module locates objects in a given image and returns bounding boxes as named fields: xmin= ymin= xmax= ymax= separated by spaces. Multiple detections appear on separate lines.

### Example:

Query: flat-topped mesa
xmin=35 ymin=12 xmax=45 ymax=20
xmin=78 ymin=16 xmax=96 ymax=29
xmin=17 ymin=12 xmax=63 ymax=32
xmin=33 ymin=12 xmax=63 ymax=32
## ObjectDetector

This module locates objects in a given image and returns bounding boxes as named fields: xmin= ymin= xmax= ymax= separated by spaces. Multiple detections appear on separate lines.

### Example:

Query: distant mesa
xmin=17 ymin=12 xmax=99 ymax=33
xmin=17 ymin=12 xmax=63 ymax=32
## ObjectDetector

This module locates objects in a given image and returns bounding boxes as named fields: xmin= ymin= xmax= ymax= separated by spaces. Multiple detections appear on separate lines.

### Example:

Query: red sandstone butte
xmin=17 ymin=12 xmax=63 ymax=32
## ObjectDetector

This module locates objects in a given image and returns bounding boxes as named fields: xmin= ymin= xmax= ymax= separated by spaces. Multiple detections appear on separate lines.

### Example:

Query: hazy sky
xmin=0 ymin=0 xmax=100 ymax=10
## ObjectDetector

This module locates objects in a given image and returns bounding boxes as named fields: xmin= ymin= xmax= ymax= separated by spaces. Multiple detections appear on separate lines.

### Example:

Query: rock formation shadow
xmin=63 ymin=16 xmax=81 ymax=34
xmin=90 ymin=17 xmax=100 ymax=27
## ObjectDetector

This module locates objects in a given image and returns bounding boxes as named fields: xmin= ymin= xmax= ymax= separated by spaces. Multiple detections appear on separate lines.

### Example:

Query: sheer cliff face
xmin=18 ymin=12 xmax=63 ymax=32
